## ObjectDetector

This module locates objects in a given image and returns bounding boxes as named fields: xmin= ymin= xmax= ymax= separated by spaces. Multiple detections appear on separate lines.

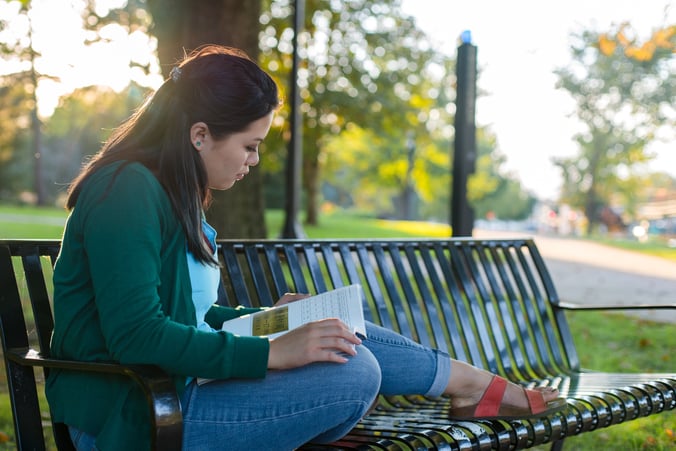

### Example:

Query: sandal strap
xmin=474 ymin=376 xmax=507 ymax=416
xmin=524 ymin=389 xmax=547 ymax=414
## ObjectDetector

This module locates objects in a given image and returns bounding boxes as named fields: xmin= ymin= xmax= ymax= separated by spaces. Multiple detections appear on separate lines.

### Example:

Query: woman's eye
xmin=246 ymin=146 xmax=258 ymax=152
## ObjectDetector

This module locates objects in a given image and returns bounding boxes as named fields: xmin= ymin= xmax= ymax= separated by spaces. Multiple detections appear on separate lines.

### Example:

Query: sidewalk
xmin=474 ymin=229 xmax=676 ymax=324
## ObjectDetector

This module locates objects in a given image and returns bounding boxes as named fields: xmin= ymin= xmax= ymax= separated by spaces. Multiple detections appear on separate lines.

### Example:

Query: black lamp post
xmin=281 ymin=0 xmax=306 ymax=238
xmin=451 ymin=30 xmax=477 ymax=237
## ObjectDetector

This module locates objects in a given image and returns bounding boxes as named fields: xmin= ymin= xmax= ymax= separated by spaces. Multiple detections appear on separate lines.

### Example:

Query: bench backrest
xmin=215 ymin=238 xmax=580 ymax=379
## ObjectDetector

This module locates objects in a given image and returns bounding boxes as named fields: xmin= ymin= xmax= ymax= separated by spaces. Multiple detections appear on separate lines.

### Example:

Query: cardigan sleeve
xmin=205 ymin=304 xmax=265 ymax=330
xmin=76 ymin=163 xmax=269 ymax=379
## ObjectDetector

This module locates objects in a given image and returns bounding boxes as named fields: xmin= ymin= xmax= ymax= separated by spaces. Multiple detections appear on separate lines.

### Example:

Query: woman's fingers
xmin=267 ymin=318 xmax=362 ymax=370
xmin=274 ymin=292 xmax=310 ymax=306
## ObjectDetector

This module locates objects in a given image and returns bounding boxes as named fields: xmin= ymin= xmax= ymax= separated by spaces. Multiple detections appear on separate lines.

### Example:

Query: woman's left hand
xmin=274 ymin=292 xmax=310 ymax=306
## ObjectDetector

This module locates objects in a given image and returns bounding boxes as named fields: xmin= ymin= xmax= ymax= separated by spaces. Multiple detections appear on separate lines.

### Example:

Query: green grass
xmin=0 ymin=204 xmax=68 ymax=239
xmin=1 ymin=204 xmax=675 ymax=449
xmin=0 ymin=204 xmax=68 ymax=219
xmin=265 ymin=209 xmax=453 ymax=239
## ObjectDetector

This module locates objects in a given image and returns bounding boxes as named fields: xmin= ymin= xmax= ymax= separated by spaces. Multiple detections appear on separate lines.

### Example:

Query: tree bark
xmin=147 ymin=0 xmax=267 ymax=238
xmin=584 ymin=139 xmax=605 ymax=235
xmin=304 ymin=153 xmax=318 ymax=225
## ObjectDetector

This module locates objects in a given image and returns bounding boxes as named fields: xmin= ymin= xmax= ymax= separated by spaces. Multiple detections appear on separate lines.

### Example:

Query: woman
xmin=47 ymin=45 xmax=565 ymax=451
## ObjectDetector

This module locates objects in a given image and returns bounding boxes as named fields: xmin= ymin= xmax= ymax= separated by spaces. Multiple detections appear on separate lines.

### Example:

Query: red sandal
xmin=447 ymin=376 xmax=568 ymax=421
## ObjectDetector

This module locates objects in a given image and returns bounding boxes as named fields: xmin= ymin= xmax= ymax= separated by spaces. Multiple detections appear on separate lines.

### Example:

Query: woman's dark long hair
xmin=66 ymin=45 xmax=280 ymax=264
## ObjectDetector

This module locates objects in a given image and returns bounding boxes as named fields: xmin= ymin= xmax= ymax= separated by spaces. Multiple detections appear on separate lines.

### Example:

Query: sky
xmin=401 ymin=0 xmax=675 ymax=200
xmin=0 ymin=0 xmax=161 ymax=115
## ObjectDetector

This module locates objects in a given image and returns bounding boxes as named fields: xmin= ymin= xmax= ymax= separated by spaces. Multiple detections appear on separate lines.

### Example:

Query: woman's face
xmin=193 ymin=113 xmax=274 ymax=190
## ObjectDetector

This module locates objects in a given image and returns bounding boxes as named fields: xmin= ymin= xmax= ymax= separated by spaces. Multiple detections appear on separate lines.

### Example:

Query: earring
xmin=195 ymin=141 xmax=201 ymax=148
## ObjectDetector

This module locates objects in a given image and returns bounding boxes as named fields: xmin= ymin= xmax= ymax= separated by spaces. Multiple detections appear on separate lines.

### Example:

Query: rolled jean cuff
xmin=425 ymin=349 xmax=451 ymax=397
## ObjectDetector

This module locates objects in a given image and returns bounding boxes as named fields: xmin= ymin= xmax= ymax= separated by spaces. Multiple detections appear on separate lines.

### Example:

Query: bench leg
xmin=550 ymin=439 xmax=565 ymax=451
xmin=54 ymin=422 xmax=76 ymax=451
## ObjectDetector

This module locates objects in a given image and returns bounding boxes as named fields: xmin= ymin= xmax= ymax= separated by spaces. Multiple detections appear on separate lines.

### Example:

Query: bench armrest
xmin=556 ymin=301 xmax=676 ymax=311
xmin=7 ymin=348 xmax=182 ymax=450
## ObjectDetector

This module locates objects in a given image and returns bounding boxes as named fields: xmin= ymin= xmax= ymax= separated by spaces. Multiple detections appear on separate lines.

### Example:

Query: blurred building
xmin=634 ymin=195 xmax=676 ymax=244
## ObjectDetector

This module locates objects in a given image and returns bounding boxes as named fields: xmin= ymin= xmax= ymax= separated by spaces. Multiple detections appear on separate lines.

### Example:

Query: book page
xmin=220 ymin=284 xmax=366 ymax=339
xmin=284 ymin=284 xmax=366 ymax=338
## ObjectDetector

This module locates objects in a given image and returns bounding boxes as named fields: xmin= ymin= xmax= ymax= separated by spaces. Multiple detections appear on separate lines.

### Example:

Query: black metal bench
xmin=1 ymin=238 xmax=674 ymax=450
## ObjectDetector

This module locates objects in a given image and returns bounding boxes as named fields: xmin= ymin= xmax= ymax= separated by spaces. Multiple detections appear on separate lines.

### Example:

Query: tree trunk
xmin=584 ymin=141 xmax=604 ymax=235
xmin=28 ymin=15 xmax=45 ymax=205
xmin=304 ymin=154 xmax=319 ymax=225
xmin=147 ymin=0 xmax=267 ymax=238
xmin=584 ymin=188 xmax=597 ymax=236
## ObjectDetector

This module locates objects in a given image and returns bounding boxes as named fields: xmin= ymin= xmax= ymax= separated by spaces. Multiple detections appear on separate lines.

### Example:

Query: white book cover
xmin=220 ymin=284 xmax=366 ymax=339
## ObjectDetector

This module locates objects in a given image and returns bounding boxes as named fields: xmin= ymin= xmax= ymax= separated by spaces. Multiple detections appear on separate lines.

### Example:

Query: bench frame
xmin=1 ymin=238 xmax=674 ymax=450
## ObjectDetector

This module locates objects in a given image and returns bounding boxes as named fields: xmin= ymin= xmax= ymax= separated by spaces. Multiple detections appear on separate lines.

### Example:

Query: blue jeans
xmin=69 ymin=322 xmax=451 ymax=451
xmin=181 ymin=322 xmax=450 ymax=450
xmin=68 ymin=425 xmax=98 ymax=451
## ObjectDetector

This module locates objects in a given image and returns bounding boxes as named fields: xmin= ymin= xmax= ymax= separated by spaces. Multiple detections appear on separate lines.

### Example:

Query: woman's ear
xmin=189 ymin=122 xmax=209 ymax=151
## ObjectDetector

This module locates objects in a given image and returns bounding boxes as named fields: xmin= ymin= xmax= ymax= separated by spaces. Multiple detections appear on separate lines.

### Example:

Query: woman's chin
xmin=209 ymin=179 xmax=237 ymax=191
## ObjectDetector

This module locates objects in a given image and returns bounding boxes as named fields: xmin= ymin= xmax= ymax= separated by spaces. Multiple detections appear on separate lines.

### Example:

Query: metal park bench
xmin=1 ymin=238 xmax=674 ymax=450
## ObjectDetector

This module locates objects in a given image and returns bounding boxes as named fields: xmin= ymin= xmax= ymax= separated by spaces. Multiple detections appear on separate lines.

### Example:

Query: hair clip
xmin=170 ymin=66 xmax=182 ymax=83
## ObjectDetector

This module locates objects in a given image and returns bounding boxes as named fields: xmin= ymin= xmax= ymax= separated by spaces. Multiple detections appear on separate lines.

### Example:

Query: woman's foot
xmin=445 ymin=360 xmax=566 ymax=420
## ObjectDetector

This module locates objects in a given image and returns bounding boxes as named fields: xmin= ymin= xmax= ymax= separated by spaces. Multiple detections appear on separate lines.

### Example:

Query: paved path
xmin=474 ymin=229 xmax=676 ymax=324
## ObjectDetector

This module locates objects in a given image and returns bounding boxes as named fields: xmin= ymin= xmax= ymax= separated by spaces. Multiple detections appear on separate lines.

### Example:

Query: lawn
xmin=0 ymin=204 xmax=675 ymax=449
xmin=0 ymin=204 xmax=68 ymax=239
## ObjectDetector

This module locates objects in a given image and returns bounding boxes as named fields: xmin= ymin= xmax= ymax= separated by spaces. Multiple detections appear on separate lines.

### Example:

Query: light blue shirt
xmin=186 ymin=218 xmax=221 ymax=332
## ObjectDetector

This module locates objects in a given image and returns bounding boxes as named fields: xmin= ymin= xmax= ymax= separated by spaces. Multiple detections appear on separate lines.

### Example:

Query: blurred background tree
xmin=1 ymin=1 xmax=671 ymax=238
xmin=0 ymin=0 xmax=57 ymax=205
xmin=554 ymin=23 xmax=675 ymax=234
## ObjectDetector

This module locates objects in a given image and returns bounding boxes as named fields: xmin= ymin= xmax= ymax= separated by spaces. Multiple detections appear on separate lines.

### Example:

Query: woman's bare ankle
xmin=443 ymin=360 xmax=560 ymax=409
xmin=443 ymin=360 xmax=493 ymax=405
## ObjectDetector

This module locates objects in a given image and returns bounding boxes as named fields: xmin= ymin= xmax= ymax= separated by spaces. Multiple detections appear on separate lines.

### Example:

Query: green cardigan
xmin=46 ymin=162 xmax=269 ymax=450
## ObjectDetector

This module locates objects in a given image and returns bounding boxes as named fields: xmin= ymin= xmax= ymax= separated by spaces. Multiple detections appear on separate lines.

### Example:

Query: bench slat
xmin=524 ymin=240 xmax=581 ymax=372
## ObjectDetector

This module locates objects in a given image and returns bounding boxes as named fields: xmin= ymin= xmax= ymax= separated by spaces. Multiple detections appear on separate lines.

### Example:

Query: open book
xmin=220 ymin=284 xmax=366 ymax=340
xmin=197 ymin=284 xmax=366 ymax=385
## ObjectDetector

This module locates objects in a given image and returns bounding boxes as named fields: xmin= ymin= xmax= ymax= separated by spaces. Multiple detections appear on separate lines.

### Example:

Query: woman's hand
xmin=267 ymin=318 xmax=362 ymax=370
xmin=274 ymin=292 xmax=310 ymax=306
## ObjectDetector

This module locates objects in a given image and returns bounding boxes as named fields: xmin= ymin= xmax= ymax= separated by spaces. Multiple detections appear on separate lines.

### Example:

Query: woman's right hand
xmin=267 ymin=318 xmax=362 ymax=370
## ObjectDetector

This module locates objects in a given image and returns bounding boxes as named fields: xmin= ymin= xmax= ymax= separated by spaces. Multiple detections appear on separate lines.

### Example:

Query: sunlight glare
xmin=12 ymin=0 xmax=162 ymax=117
